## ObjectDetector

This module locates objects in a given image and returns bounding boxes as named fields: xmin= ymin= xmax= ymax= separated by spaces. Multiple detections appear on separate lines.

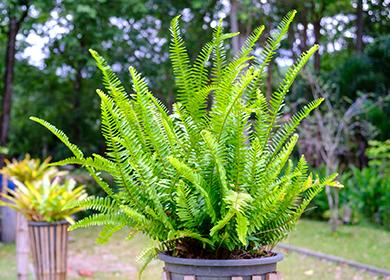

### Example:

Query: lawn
xmin=0 ymin=219 xmax=389 ymax=280
xmin=285 ymin=219 xmax=390 ymax=270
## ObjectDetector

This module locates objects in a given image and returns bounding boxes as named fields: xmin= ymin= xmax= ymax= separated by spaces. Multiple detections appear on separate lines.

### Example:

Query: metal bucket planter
xmin=28 ymin=220 xmax=69 ymax=280
xmin=0 ymin=205 xmax=16 ymax=243
xmin=159 ymin=252 xmax=283 ymax=280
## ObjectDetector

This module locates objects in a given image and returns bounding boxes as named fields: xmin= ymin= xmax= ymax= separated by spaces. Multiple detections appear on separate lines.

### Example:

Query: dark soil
xmin=167 ymin=238 xmax=276 ymax=260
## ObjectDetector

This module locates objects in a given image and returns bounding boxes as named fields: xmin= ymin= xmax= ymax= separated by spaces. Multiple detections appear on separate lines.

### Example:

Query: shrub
xmin=341 ymin=166 xmax=390 ymax=227
xmin=308 ymin=140 xmax=390 ymax=227
xmin=342 ymin=139 xmax=390 ymax=227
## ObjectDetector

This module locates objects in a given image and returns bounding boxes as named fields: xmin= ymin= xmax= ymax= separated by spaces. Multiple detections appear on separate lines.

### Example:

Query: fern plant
xmin=31 ymin=10 xmax=342 ymax=269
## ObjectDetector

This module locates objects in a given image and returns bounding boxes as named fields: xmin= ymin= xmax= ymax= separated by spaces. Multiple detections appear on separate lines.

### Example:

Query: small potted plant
xmin=0 ymin=155 xmax=87 ymax=280
xmin=31 ymin=11 xmax=342 ymax=279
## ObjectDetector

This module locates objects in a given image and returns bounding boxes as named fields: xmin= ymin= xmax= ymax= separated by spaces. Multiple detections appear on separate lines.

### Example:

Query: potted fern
xmin=0 ymin=155 xmax=87 ymax=280
xmin=31 ymin=11 xmax=342 ymax=279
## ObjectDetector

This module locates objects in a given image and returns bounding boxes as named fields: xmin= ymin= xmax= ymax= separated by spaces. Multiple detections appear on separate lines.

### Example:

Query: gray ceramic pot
xmin=158 ymin=252 xmax=283 ymax=280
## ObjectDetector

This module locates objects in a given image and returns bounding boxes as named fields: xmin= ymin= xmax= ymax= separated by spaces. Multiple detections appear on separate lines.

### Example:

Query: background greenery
xmin=1 ymin=0 xmax=389 ymax=229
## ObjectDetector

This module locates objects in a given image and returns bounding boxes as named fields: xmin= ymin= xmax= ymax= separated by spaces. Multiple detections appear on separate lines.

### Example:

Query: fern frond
xmin=236 ymin=212 xmax=249 ymax=245
xmin=269 ymin=45 xmax=319 ymax=115
xmin=168 ymin=156 xmax=217 ymax=222
xmin=270 ymin=98 xmax=324 ymax=155
xmin=89 ymin=49 xmax=127 ymax=101
xmin=257 ymin=10 xmax=296 ymax=74
xmin=175 ymin=180 xmax=202 ymax=228
xmin=200 ymin=130 xmax=228 ymax=197
xmin=29 ymin=117 xmax=84 ymax=159
xmin=69 ymin=213 xmax=128 ymax=230
xmin=96 ymin=224 xmax=125 ymax=244
xmin=238 ymin=25 xmax=265 ymax=59
xmin=136 ymin=244 xmax=158 ymax=280
xmin=259 ymin=45 xmax=319 ymax=150
xmin=170 ymin=15 xmax=193 ymax=104
xmin=63 ymin=196 xmax=116 ymax=213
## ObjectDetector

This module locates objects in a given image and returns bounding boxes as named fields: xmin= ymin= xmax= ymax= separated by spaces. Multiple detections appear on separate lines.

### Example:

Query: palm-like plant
xmin=0 ymin=154 xmax=87 ymax=223
xmin=31 ymin=11 xmax=342 ymax=269
xmin=1 ymin=154 xmax=64 ymax=183
xmin=0 ymin=155 xmax=87 ymax=223
xmin=0 ymin=175 xmax=87 ymax=223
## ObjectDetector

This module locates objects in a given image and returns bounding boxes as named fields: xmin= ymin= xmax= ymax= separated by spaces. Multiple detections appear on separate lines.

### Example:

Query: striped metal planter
xmin=159 ymin=253 xmax=283 ymax=280
xmin=28 ymin=220 xmax=69 ymax=280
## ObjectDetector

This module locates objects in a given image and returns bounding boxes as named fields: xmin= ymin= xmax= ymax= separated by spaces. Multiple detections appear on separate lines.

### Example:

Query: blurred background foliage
xmin=0 ymin=0 xmax=389 ymax=229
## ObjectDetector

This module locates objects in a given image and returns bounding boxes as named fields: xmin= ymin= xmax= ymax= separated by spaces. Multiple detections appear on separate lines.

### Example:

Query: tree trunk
xmin=230 ymin=0 xmax=240 ymax=55
xmin=288 ymin=23 xmax=296 ymax=59
xmin=330 ymin=188 xmax=339 ymax=232
xmin=300 ymin=8 xmax=308 ymax=52
xmin=313 ymin=19 xmax=321 ymax=72
xmin=0 ymin=4 xmax=29 ymax=166
xmin=72 ymin=67 xmax=82 ymax=143
xmin=356 ymin=0 xmax=364 ymax=53
xmin=0 ymin=19 xmax=19 ymax=166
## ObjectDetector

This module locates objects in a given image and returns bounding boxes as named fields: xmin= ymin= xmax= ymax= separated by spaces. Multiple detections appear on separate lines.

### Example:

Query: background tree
xmin=0 ymin=0 xmax=30 ymax=165
xmin=0 ymin=0 xmax=389 ymax=230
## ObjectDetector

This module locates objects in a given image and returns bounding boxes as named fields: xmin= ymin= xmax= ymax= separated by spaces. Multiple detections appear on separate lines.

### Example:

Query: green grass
xmin=285 ymin=219 xmax=390 ymax=269
xmin=0 ymin=219 xmax=389 ymax=279
xmin=0 ymin=243 xmax=16 ymax=280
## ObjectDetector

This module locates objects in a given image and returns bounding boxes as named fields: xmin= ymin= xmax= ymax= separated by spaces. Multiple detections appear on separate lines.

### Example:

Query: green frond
xmin=270 ymin=98 xmax=324 ymax=155
xmin=89 ymin=49 xmax=127 ymax=101
xmin=29 ymin=117 xmax=84 ymax=159
xmin=200 ymin=130 xmax=228 ymax=196
xmin=257 ymin=10 xmax=297 ymax=74
xmin=69 ymin=213 xmax=128 ymax=230
xmin=169 ymin=15 xmax=193 ymax=104
xmin=96 ymin=224 xmax=125 ymax=244
xmin=259 ymin=45 xmax=319 ymax=150
xmin=210 ymin=209 xmax=235 ymax=236
xmin=236 ymin=212 xmax=249 ymax=245
xmin=120 ymin=205 xmax=150 ymax=228
xmin=168 ymin=156 xmax=217 ymax=222
xmin=238 ymin=25 xmax=265 ymax=58
xmin=224 ymin=190 xmax=253 ymax=213
xmin=212 ymin=67 xmax=260 ymax=140
xmin=211 ymin=19 xmax=228 ymax=80
xmin=175 ymin=181 xmax=202 ymax=228
xmin=136 ymin=244 xmax=158 ymax=280
xmin=211 ymin=55 xmax=255 ymax=115
xmin=49 ymin=157 xmax=82 ymax=166
xmin=167 ymin=230 xmax=213 ymax=247
xmin=269 ymin=45 xmax=319 ymax=115
xmin=267 ymin=134 xmax=299 ymax=172
xmin=192 ymin=42 xmax=214 ymax=92
xmin=63 ymin=196 xmax=116 ymax=213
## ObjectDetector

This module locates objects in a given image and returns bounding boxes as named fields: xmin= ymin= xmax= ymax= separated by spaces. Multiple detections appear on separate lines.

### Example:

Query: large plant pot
xmin=159 ymin=252 xmax=283 ymax=280
xmin=28 ymin=220 xmax=69 ymax=280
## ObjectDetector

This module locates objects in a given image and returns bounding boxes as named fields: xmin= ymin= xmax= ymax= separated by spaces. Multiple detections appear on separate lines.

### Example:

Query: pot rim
xmin=28 ymin=219 xmax=69 ymax=226
xmin=158 ymin=252 xmax=283 ymax=267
